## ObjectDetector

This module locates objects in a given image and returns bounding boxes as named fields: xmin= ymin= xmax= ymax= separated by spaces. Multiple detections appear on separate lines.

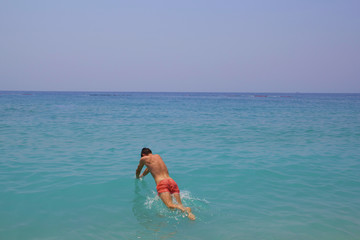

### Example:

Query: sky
xmin=0 ymin=0 xmax=359 ymax=93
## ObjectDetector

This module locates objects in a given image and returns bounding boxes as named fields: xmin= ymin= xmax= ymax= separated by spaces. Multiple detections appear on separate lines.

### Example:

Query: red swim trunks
xmin=156 ymin=178 xmax=180 ymax=195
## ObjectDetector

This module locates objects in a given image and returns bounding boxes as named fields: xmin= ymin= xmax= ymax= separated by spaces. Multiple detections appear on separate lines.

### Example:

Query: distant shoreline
xmin=0 ymin=90 xmax=359 ymax=94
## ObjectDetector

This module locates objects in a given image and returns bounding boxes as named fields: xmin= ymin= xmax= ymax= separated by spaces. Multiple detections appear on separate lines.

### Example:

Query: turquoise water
xmin=1 ymin=92 xmax=360 ymax=240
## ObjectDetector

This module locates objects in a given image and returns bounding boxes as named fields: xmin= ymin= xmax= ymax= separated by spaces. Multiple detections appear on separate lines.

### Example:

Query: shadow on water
xmin=132 ymin=179 xmax=178 ymax=239
xmin=132 ymin=179 xmax=211 ymax=239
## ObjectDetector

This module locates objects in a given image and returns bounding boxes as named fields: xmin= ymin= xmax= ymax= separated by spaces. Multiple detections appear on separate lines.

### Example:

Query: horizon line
xmin=0 ymin=90 xmax=360 ymax=94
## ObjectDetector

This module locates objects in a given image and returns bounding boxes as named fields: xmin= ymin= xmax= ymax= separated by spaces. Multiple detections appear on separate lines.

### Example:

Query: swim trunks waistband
xmin=156 ymin=178 xmax=180 ymax=195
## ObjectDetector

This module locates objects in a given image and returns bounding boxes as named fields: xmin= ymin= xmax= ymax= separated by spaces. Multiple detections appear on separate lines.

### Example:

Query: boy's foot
xmin=185 ymin=207 xmax=196 ymax=220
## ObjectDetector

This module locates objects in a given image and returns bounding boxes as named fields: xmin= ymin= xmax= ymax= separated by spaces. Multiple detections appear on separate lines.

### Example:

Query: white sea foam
xmin=144 ymin=192 xmax=159 ymax=209
xmin=180 ymin=190 xmax=210 ymax=204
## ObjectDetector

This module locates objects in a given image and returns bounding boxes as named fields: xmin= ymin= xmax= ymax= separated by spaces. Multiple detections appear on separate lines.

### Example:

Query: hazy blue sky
xmin=1 ymin=0 xmax=359 ymax=92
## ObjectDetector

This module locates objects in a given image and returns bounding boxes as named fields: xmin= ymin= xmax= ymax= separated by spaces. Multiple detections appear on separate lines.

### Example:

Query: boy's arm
xmin=140 ymin=168 xmax=150 ymax=178
xmin=135 ymin=157 xmax=146 ymax=178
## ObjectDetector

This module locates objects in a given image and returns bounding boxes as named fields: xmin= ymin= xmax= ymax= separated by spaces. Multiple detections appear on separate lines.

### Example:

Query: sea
xmin=0 ymin=91 xmax=359 ymax=240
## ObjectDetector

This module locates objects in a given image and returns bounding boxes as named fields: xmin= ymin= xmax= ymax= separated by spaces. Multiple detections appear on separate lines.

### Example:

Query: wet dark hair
xmin=141 ymin=148 xmax=152 ymax=157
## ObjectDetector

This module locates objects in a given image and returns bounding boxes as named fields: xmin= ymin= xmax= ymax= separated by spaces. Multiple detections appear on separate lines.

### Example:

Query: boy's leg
xmin=160 ymin=192 xmax=195 ymax=220
xmin=159 ymin=192 xmax=185 ymax=211
xmin=173 ymin=193 xmax=183 ymax=205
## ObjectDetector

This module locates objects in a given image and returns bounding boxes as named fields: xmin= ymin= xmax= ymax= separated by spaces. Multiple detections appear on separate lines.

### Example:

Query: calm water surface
xmin=1 ymin=92 xmax=359 ymax=239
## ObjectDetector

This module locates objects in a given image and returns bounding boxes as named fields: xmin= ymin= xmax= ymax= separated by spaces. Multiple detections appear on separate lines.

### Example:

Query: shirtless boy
xmin=136 ymin=148 xmax=195 ymax=220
